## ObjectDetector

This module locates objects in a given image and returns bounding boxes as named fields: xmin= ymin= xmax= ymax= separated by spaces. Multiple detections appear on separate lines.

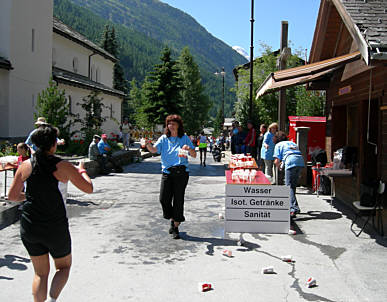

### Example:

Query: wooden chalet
xmin=257 ymin=0 xmax=387 ymax=226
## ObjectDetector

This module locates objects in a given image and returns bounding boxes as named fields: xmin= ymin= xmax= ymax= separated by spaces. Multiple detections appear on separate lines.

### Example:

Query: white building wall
xmin=59 ymin=84 xmax=122 ymax=139
xmin=92 ymin=55 xmax=115 ymax=87
xmin=53 ymin=34 xmax=90 ymax=78
xmin=6 ymin=0 xmax=53 ymax=138
xmin=0 ymin=0 xmax=12 ymax=59
xmin=53 ymin=34 xmax=115 ymax=88
xmin=0 ymin=70 xmax=10 ymax=136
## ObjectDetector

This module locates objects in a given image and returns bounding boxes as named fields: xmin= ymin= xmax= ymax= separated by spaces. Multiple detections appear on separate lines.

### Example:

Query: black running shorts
xmin=20 ymin=218 xmax=71 ymax=258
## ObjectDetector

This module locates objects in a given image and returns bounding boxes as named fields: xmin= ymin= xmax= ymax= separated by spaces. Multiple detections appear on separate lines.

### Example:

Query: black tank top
xmin=22 ymin=156 xmax=67 ymax=225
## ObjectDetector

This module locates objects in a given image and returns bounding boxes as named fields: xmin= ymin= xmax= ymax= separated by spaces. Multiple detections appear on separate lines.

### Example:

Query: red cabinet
xmin=288 ymin=116 xmax=326 ymax=161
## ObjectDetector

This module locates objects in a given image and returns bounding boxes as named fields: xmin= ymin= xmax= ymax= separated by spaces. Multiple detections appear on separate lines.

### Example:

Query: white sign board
xmin=225 ymin=184 xmax=290 ymax=233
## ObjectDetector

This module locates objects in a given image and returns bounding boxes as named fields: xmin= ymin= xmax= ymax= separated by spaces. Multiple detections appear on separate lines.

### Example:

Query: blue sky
xmin=161 ymin=0 xmax=321 ymax=58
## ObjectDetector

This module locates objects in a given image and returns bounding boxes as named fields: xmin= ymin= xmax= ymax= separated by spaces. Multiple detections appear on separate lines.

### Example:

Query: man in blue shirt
xmin=273 ymin=132 xmax=305 ymax=218
xmin=97 ymin=134 xmax=123 ymax=173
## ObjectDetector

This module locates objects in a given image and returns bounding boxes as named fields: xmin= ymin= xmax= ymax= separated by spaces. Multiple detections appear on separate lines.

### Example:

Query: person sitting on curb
xmin=88 ymin=135 xmax=108 ymax=175
xmin=97 ymin=134 xmax=123 ymax=173
xmin=273 ymin=131 xmax=305 ymax=218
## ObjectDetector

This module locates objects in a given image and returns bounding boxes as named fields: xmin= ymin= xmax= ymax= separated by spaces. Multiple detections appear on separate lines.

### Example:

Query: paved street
xmin=1 ymin=154 xmax=387 ymax=302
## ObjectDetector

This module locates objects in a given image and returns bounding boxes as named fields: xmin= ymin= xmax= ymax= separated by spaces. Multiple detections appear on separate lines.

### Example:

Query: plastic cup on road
xmin=281 ymin=255 xmax=293 ymax=262
xmin=288 ymin=229 xmax=296 ymax=235
xmin=198 ymin=282 xmax=212 ymax=292
xmin=261 ymin=266 xmax=274 ymax=274
xmin=222 ymin=249 xmax=232 ymax=257
xmin=306 ymin=277 xmax=317 ymax=288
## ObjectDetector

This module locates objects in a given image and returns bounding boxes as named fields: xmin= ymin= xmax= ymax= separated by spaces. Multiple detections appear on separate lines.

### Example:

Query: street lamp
xmin=214 ymin=67 xmax=226 ymax=128
xmin=249 ymin=0 xmax=254 ymax=121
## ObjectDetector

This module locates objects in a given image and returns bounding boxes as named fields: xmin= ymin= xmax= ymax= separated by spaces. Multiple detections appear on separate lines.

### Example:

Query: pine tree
xmin=35 ymin=78 xmax=72 ymax=142
xmin=141 ymin=46 xmax=183 ymax=126
xmin=100 ymin=24 xmax=128 ymax=94
xmin=101 ymin=24 xmax=111 ymax=53
xmin=178 ymin=47 xmax=211 ymax=135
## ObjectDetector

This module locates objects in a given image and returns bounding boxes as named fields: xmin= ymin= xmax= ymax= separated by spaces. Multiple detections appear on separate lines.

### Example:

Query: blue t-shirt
xmin=260 ymin=132 xmax=275 ymax=160
xmin=273 ymin=141 xmax=305 ymax=170
xmin=25 ymin=128 xmax=62 ymax=151
xmin=25 ymin=129 xmax=38 ymax=151
xmin=98 ymin=141 xmax=110 ymax=154
xmin=154 ymin=134 xmax=195 ymax=174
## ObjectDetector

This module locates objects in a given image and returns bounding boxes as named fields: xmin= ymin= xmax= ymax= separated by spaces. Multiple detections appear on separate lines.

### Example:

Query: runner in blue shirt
xmin=146 ymin=114 xmax=196 ymax=239
xmin=273 ymin=132 xmax=305 ymax=218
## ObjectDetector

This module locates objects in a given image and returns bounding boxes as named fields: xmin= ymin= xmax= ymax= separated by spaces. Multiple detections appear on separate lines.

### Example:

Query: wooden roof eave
xmin=331 ymin=0 xmax=370 ymax=65
xmin=309 ymin=0 xmax=333 ymax=63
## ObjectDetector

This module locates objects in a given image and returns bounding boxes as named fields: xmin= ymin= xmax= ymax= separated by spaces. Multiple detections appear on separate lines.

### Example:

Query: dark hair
xmin=164 ymin=114 xmax=185 ymax=138
xmin=31 ymin=124 xmax=59 ymax=173
xmin=275 ymin=131 xmax=288 ymax=143
xmin=201 ymin=131 xmax=204 ymax=135
xmin=260 ymin=124 xmax=267 ymax=129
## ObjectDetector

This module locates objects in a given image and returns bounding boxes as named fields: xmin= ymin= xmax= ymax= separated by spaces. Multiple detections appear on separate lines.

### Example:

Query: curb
xmin=0 ymin=201 xmax=22 ymax=229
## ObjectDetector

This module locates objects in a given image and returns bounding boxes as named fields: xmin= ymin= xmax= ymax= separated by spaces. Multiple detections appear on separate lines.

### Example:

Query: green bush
xmin=0 ymin=141 xmax=17 ymax=157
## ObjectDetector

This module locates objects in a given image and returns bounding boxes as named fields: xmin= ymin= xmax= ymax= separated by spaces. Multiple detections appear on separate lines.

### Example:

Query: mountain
xmin=54 ymin=0 xmax=248 ymax=117
xmin=233 ymin=46 xmax=250 ymax=60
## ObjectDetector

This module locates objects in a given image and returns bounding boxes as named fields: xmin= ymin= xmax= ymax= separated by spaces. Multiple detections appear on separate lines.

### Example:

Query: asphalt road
xmin=1 ymin=153 xmax=387 ymax=302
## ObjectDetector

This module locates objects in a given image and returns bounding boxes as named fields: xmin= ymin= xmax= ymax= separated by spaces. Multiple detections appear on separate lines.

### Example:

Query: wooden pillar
xmin=278 ymin=21 xmax=288 ymax=132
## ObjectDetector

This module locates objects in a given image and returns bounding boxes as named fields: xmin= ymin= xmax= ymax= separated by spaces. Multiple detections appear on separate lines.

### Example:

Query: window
xmin=52 ymin=48 xmax=56 ymax=66
xmin=68 ymin=95 xmax=72 ymax=114
xmin=72 ymin=57 xmax=79 ymax=73
xmin=31 ymin=29 xmax=35 ymax=52
xmin=90 ymin=65 xmax=95 ymax=80
xmin=96 ymin=67 xmax=100 ymax=83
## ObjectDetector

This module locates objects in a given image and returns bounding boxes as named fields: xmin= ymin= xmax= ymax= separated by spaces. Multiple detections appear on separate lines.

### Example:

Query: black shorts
xmin=20 ymin=217 xmax=71 ymax=258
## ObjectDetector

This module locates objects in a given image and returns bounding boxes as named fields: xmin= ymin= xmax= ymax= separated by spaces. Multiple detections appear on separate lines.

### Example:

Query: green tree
xmin=178 ymin=47 xmax=211 ymax=135
xmin=75 ymin=91 xmax=107 ymax=144
xmin=213 ymin=109 xmax=224 ymax=136
xmin=127 ymin=79 xmax=148 ymax=128
xmin=234 ymin=43 xmax=325 ymax=128
xmin=141 ymin=46 xmax=183 ymax=126
xmin=35 ymin=78 xmax=72 ymax=142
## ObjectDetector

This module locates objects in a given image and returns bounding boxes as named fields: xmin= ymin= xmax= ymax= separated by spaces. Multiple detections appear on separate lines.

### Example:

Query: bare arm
xmin=146 ymin=142 xmax=158 ymax=154
xmin=54 ymin=161 xmax=93 ymax=194
xmin=274 ymin=158 xmax=281 ymax=168
xmin=8 ymin=161 xmax=32 ymax=201
xmin=182 ymin=144 xmax=197 ymax=158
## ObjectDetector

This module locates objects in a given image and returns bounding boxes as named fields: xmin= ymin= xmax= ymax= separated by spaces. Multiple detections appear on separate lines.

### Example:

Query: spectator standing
xmin=273 ymin=131 xmax=305 ymax=218
xmin=231 ymin=121 xmax=239 ymax=154
xmin=120 ymin=117 xmax=131 ymax=150
xmin=146 ymin=114 xmax=196 ymax=239
xmin=209 ymin=136 xmax=214 ymax=153
xmin=244 ymin=121 xmax=257 ymax=159
xmin=25 ymin=117 xmax=65 ymax=154
xmin=198 ymin=131 xmax=208 ymax=167
xmin=261 ymin=122 xmax=278 ymax=181
xmin=8 ymin=124 xmax=93 ymax=302
xmin=256 ymin=124 xmax=267 ymax=171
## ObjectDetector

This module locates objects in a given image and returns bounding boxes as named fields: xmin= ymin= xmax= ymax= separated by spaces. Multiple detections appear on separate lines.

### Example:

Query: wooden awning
xmin=256 ymin=51 xmax=361 ymax=98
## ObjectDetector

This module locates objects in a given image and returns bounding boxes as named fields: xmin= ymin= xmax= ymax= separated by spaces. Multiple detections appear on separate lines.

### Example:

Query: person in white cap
xmin=25 ymin=117 xmax=65 ymax=154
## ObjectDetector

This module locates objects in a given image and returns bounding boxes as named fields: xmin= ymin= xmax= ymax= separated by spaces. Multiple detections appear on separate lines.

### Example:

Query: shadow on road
xmin=293 ymin=211 xmax=342 ymax=222
xmin=0 ymin=255 xmax=30 ymax=272
xmin=124 ymin=160 xmax=225 ymax=177
xmin=180 ymin=232 xmax=260 ymax=255
xmin=66 ymin=199 xmax=98 ymax=207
